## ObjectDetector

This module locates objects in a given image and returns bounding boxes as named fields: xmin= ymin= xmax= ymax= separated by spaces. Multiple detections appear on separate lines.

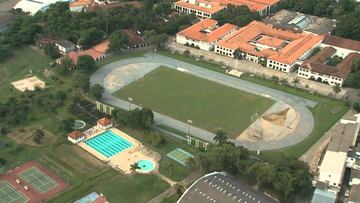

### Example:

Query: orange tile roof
xmin=92 ymin=40 xmax=109 ymax=54
xmin=68 ymin=130 xmax=85 ymax=140
xmin=216 ymin=21 xmax=324 ymax=64
xmin=67 ymin=41 xmax=108 ymax=64
xmin=174 ymin=0 xmax=280 ymax=13
xmin=322 ymin=35 xmax=360 ymax=52
xmin=69 ymin=0 xmax=93 ymax=7
xmin=97 ymin=117 xmax=112 ymax=126
xmin=177 ymin=19 xmax=237 ymax=43
xmin=175 ymin=0 xmax=226 ymax=14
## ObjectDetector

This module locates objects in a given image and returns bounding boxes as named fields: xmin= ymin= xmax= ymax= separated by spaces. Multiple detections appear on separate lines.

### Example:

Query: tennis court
xmin=166 ymin=148 xmax=194 ymax=166
xmin=0 ymin=181 xmax=28 ymax=203
xmin=20 ymin=167 xmax=58 ymax=193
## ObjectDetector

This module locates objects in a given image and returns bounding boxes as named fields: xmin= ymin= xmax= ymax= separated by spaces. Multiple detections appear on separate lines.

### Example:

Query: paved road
xmin=91 ymin=52 xmax=317 ymax=150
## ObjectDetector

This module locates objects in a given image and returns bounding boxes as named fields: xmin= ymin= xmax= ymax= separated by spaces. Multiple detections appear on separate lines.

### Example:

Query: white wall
xmin=297 ymin=67 xmax=344 ymax=86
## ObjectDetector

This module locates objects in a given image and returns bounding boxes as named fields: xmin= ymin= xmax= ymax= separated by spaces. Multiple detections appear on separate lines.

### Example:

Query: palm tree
xmin=270 ymin=76 xmax=279 ymax=84
xmin=333 ymin=84 xmax=341 ymax=97
xmin=213 ymin=129 xmax=228 ymax=145
xmin=130 ymin=162 xmax=140 ymax=174
xmin=280 ymin=78 xmax=289 ymax=86
xmin=292 ymin=78 xmax=300 ymax=87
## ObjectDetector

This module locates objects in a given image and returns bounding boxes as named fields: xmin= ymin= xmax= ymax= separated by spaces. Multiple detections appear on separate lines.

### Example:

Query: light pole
xmin=187 ymin=119 xmax=192 ymax=136
xmin=128 ymin=97 xmax=133 ymax=111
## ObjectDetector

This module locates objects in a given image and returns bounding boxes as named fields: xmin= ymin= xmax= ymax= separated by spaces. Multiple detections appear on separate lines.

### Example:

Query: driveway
xmin=91 ymin=52 xmax=317 ymax=151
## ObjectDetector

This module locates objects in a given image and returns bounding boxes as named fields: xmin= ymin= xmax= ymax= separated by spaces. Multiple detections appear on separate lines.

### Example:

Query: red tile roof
xmin=301 ymin=47 xmax=360 ymax=78
xmin=322 ymin=35 xmax=360 ymax=52
xmin=216 ymin=21 xmax=324 ymax=64
xmin=69 ymin=0 xmax=93 ymax=7
xmin=177 ymin=19 xmax=237 ymax=43
xmin=67 ymin=41 xmax=108 ymax=64
xmin=68 ymin=130 xmax=85 ymax=140
xmin=174 ymin=0 xmax=280 ymax=13
xmin=97 ymin=117 xmax=112 ymax=126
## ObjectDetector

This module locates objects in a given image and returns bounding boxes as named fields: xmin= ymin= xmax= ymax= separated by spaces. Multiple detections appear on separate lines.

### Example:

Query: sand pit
xmin=11 ymin=76 xmax=45 ymax=92
xmin=237 ymin=105 xmax=300 ymax=142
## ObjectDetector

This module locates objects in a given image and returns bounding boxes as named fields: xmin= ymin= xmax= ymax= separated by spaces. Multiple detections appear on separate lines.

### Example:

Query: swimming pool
xmin=136 ymin=160 xmax=155 ymax=173
xmin=85 ymin=130 xmax=133 ymax=158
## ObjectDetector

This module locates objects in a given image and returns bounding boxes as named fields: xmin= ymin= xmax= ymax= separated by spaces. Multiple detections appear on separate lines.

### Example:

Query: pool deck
xmin=78 ymin=127 xmax=160 ymax=174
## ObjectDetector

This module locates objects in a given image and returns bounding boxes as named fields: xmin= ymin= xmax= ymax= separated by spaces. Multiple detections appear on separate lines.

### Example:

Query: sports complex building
xmin=13 ymin=0 xmax=72 ymax=15
xmin=173 ymin=0 xmax=280 ymax=18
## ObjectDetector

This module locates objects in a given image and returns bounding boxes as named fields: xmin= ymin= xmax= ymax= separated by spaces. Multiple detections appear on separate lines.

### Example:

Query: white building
xmin=173 ymin=0 xmax=279 ymax=19
xmin=14 ymin=0 xmax=71 ymax=15
xmin=319 ymin=151 xmax=348 ymax=188
xmin=215 ymin=21 xmax=323 ymax=73
xmin=176 ymin=19 xmax=237 ymax=51
xmin=55 ymin=39 xmax=76 ymax=55
xmin=298 ymin=36 xmax=360 ymax=87
xmin=96 ymin=117 xmax=113 ymax=130
xmin=68 ymin=130 xmax=86 ymax=144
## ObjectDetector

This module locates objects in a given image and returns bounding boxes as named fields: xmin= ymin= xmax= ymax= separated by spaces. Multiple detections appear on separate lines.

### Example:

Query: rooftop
xmin=55 ymin=39 xmax=75 ymax=49
xmin=74 ymin=192 xmax=109 ymax=203
xmin=68 ymin=130 xmax=85 ymax=140
xmin=177 ymin=19 xmax=237 ymax=43
xmin=13 ymin=0 xmax=72 ymax=15
xmin=68 ymin=40 xmax=108 ymax=64
xmin=326 ymin=121 xmax=359 ymax=152
xmin=178 ymin=172 xmax=276 ymax=203
xmin=123 ymin=29 xmax=146 ymax=45
xmin=301 ymin=47 xmax=360 ymax=78
xmin=311 ymin=188 xmax=336 ymax=203
xmin=216 ymin=20 xmax=323 ymax=64
xmin=97 ymin=117 xmax=112 ymax=126
xmin=69 ymin=0 xmax=93 ymax=7
xmin=319 ymin=151 xmax=347 ymax=181
xmin=174 ymin=0 xmax=280 ymax=13
xmin=262 ymin=9 xmax=336 ymax=35
xmin=322 ymin=35 xmax=360 ymax=52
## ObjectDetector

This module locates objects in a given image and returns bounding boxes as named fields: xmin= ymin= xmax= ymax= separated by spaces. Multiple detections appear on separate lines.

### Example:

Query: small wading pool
xmin=136 ymin=160 xmax=155 ymax=173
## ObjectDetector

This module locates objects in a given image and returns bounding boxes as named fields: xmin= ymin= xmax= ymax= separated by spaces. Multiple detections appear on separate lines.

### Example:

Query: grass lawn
xmin=96 ymin=174 xmax=169 ymax=203
xmin=162 ymin=194 xmax=179 ymax=203
xmin=156 ymin=50 xmax=349 ymax=161
xmin=115 ymin=66 xmax=274 ymax=138
xmin=0 ymin=46 xmax=52 ymax=102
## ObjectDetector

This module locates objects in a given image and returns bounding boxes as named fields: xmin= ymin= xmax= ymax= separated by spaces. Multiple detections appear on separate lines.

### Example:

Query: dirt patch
xmin=7 ymin=124 xmax=57 ymax=146
xmin=54 ymin=144 xmax=107 ymax=174
xmin=11 ymin=76 xmax=45 ymax=92
xmin=237 ymin=105 xmax=299 ymax=142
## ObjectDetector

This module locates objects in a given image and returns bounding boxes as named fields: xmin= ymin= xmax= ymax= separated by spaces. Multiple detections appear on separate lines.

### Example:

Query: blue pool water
xmin=85 ymin=130 xmax=133 ymax=158
xmin=136 ymin=160 xmax=155 ymax=173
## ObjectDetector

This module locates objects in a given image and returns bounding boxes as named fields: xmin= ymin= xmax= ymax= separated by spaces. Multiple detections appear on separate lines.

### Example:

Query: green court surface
xmin=166 ymin=148 xmax=194 ymax=166
xmin=115 ymin=66 xmax=274 ymax=137
xmin=0 ymin=181 xmax=28 ymax=203
xmin=20 ymin=167 xmax=58 ymax=193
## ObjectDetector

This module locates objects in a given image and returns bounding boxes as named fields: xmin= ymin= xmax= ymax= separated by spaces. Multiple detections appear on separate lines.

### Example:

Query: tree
xmin=186 ymin=157 xmax=196 ymax=169
xmin=0 ymin=44 xmax=12 ymax=63
xmin=332 ymin=84 xmax=341 ymax=96
xmin=213 ymin=129 xmax=228 ymax=145
xmin=90 ymin=84 xmax=104 ymax=100
xmin=73 ymin=72 xmax=90 ymax=91
xmin=214 ymin=5 xmax=260 ymax=27
xmin=175 ymin=184 xmax=185 ymax=197
xmin=130 ymin=162 xmax=140 ymax=174
xmin=77 ymin=55 xmax=95 ymax=73
xmin=44 ymin=43 xmax=59 ymax=59
xmin=59 ymin=118 xmax=75 ymax=133
xmin=32 ymin=129 xmax=45 ymax=144
xmin=57 ymin=57 xmax=72 ymax=75
xmin=292 ymin=78 xmax=300 ymax=87
xmin=143 ymin=30 xmax=168 ymax=48
xmin=280 ymin=78 xmax=289 ymax=86
xmin=270 ymin=76 xmax=279 ymax=84
xmin=353 ymin=102 xmax=360 ymax=112
xmin=145 ymin=132 xmax=164 ymax=147
xmin=108 ymin=30 xmax=129 ymax=52
xmin=139 ymin=108 xmax=154 ymax=130
xmin=335 ymin=11 xmax=360 ymax=40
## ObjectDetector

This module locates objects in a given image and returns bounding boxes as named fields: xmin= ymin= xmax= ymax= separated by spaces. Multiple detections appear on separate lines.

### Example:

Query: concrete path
xmin=91 ymin=52 xmax=317 ymax=150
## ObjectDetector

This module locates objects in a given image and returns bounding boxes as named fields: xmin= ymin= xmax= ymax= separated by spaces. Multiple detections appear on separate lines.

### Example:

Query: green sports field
xmin=114 ymin=66 xmax=274 ymax=137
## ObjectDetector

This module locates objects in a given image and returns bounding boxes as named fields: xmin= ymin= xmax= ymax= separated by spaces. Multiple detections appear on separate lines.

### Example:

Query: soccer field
xmin=114 ymin=67 xmax=274 ymax=138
